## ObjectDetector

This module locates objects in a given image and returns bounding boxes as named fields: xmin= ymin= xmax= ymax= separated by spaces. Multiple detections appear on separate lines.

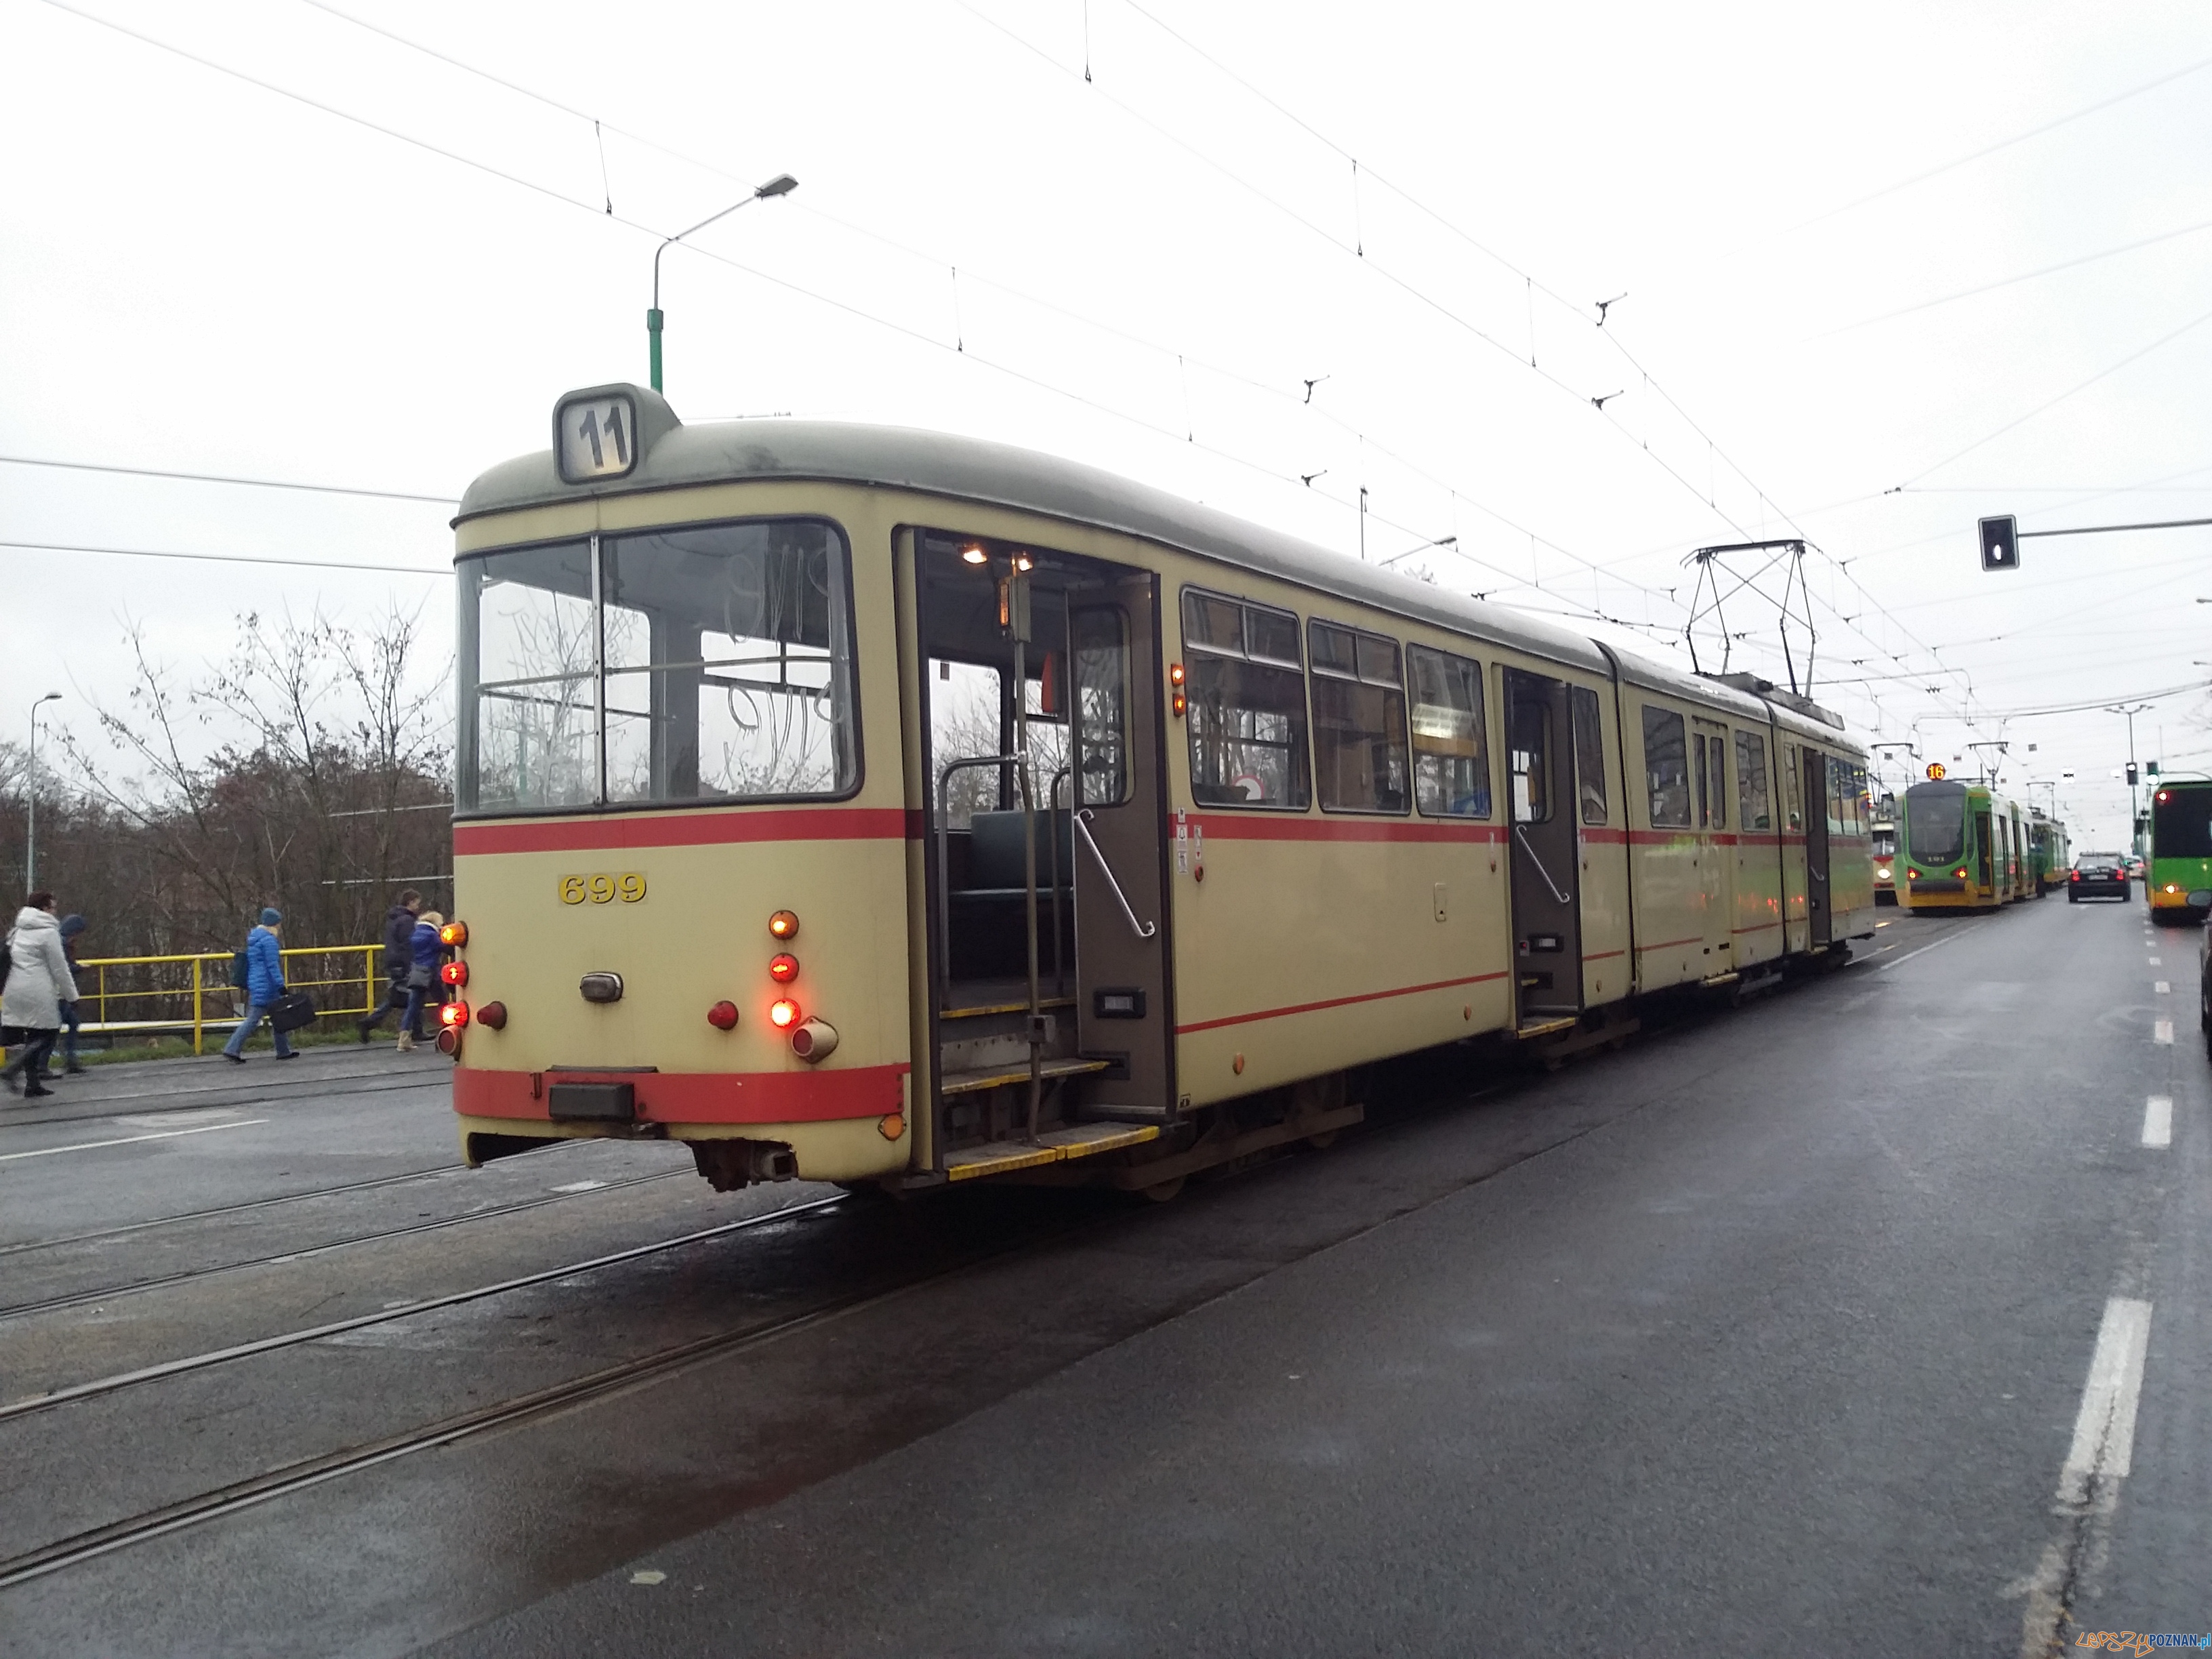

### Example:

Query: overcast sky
xmin=7 ymin=0 xmax=2210 ymax=847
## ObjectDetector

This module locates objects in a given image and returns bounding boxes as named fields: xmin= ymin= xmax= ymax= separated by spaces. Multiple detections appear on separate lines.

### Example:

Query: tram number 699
xmin=559 ymin=872 xmax=647 ymax=905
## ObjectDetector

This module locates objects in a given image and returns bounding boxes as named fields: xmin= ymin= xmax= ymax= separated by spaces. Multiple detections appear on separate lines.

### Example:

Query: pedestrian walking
xmin=356 ymin=888 xmax=422 ymax=1042
xmin=1 ymin=892 xmax=76 ymax=1099
xmin=221 ymin=908 xmax=299 ymax=1064
xmin=397 ymin=908 xmax=447 ymax=1052
xmin=52 ymin=914 xmax=89 ymax=1078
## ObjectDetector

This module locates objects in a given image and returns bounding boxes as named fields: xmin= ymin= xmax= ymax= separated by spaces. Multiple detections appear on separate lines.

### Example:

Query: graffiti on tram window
xmin=558 ymin=873 xmax=648 ymax=905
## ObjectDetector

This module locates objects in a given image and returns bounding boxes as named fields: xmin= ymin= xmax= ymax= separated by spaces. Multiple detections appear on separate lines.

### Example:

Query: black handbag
xmin=268 ymin=991 xmax=319 ymax=1033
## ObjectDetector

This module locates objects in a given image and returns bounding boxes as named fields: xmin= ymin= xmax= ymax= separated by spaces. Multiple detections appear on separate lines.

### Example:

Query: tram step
xmin=939 ymin=1056 xmax=1113 ymax=1097
xmin=945 ymin=1121 xmax=1161 ymax=1181
xmin=1513 ymin=1017 xmax=1578 ymax=1041
xmin=940 ymin=1017 xmax=1073 ymax=1076
xmin=1699 ymin=970 xmax=1742 ymax=987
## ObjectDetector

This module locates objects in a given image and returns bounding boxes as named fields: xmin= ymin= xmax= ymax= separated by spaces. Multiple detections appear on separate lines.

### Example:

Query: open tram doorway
xmin=912 ymin=531 xmax=1173 ymax=1168
xmin=1502 ymin=668 xmax=1582 ymax=1028
xmin=1802 ymin=747 xmax=1832 ymax=947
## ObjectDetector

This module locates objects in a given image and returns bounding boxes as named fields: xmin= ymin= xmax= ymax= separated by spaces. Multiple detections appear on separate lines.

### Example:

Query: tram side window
xmin=1734 ymin=730 xmax=1771 ymax=830
xmin=1408 ymin=644 xmax=1491 ymax=818
xmin=1570 ymin=686 xmax=1607 ymax=824
xmin=1825 ymin=755 xmax=1850 ymax=836
xmin=1783 ymin=743 xmax=1803 ymax=831
xmin=1642 ymin=705 xmax=1692 ymax=828
xmin=1309 ymin=621 xmax=1410 ymax=813
xmin=1181 ymin=588 xmax=1311 ymax=808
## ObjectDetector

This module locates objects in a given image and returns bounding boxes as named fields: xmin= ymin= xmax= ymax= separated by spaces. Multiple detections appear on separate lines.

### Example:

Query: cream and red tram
xmin=444 ymin=383 xmax=1876 ymax=1193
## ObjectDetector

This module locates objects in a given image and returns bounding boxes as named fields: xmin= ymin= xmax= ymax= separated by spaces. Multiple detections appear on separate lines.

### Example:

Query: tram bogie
xmin=445 ymin=384 xmax=1877 ymax=1194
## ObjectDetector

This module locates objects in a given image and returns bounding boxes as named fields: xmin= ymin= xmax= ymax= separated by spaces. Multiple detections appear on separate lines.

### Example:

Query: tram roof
xmin=460 ymin=386 xmax=1845 ymax=737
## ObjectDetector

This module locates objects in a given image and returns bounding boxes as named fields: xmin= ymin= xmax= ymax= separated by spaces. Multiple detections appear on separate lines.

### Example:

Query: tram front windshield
xmin=2152 ymin=787 xmax=2212 ymax=859
xmin=457 ymin=519 xmax=857 ymax=813
xmin=1905 ymin=785 xmax=1966 ymax=867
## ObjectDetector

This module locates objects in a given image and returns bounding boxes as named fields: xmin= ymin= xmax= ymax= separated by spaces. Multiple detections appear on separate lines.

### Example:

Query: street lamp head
xmin=756 ymin=173 xmax=799 ymax=199
xmin=35 ymin=692 xmax=60 ymax=705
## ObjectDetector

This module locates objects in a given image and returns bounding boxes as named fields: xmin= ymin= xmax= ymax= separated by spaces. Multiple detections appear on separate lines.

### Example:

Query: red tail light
xmin=440 ymin=1001 xmax=470 ymax=1029
xmin=441 ymin=962 xmax=468 ymax=987
xmin=768 ymin=953 xmax=799 ymax=984
xmin=477 ymin=1001 xmax=507 ymax=1030
xmin=707 ymin=1000 xmax=739 ymax=1031
xmin=769 ymin=998 xmax=800 ymax=1029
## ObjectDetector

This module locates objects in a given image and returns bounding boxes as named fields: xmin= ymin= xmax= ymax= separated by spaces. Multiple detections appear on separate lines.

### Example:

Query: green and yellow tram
xmin=2146 ymin=778 xmax=2212 ymax=924
xmin=1898 ymin=777 xmax=2035 ymax=912
xmin=2029 ymin=807 xmax=2070 ymax=897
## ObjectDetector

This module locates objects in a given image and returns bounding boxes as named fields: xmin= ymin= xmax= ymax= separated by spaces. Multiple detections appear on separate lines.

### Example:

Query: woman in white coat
xmin=3 ymin=891 xmax=77 ymax=1099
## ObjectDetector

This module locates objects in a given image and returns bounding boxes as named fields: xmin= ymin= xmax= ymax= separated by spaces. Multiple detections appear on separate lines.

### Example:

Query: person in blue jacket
xmin=396 ymin=909 xmax=448 ymax=1052
xmin=222 ymin=907 xmax=298 ymax=1063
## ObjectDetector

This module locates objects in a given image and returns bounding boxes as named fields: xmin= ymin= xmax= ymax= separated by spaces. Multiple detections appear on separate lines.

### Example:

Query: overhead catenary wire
xmin=0 ymin=538 xmax=450 ymax=577
xmin=45 ymin=0 xmax=1672 ymax=629
xmin=0 ymin=454 xmax=455 ymax=504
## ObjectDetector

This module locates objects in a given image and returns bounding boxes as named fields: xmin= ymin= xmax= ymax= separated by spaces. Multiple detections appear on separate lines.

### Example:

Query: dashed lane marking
xmin=0 ymin=1119 xmax=270 ymax=1162
xmin=550 ymin=1180 xmax=605 ymax=1193
xmin=2142 ymin=1097 xmax=2173 ymax=1149
xmin=2148 ymin=956 xmax=2162 ymax=966
xmin=2154 ymin=1019 xmax=2174 ymax=1045
xmin=2154 ymin=981 xmax=2170 ymax=994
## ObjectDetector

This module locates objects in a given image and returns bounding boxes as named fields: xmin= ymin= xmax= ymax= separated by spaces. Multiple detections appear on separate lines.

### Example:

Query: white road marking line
xmin=2142 ymin=1096 xmax=2173 ymax=1149
xmin=1875 ymin=928 xmax=1975 ymax=972
xmin=2057 ymin=1297 xmax=2152 ymax=1507
xmin=2148 ymin=956 xmax=2161 ymax=966
xmin=549 ymin=1180 xmax=605 ymax=1193
xmin=0 ymin=1118 xmax=270 ymax=1162
xmin=2154 ymin=981 xmax=2170 ymax=994
xmin=2154 ymin=1019 xmax=2174 ymax=1044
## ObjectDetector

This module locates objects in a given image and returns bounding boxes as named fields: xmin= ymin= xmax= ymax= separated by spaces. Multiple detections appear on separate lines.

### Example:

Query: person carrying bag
xmin=221 ymin=908 xmax=302 ymax=1064
xmin=396 ymin=909 xmax=447 ymax=1053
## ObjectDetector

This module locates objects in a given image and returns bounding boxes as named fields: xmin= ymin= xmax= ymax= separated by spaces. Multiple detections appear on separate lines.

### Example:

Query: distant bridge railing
xmin=68 ymin=946 xmax=384 ymax=1054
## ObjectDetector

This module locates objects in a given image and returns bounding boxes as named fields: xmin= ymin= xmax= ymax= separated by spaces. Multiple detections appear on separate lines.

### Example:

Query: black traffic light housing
xmin=1979 ymin=515 xmax=2019 ymax=571
xmin=2126 ymin=762 xmax=2139 ymax=786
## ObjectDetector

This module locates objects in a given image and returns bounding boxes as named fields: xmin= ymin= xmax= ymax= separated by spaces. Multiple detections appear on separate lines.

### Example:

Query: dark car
xmin=2069 ymin=853 xmax=2129 ymax=902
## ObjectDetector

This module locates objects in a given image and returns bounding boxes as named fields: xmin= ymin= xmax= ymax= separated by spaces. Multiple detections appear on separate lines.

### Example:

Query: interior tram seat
xmin=947 ymin=808 xmax=1075 ymax=982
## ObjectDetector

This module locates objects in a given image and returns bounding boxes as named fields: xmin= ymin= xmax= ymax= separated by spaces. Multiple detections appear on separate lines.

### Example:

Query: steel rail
xmin=0 ymin=1168 xmax=687 ymax=1322
xmin=0 ymin=1195 xmax=848 ymax=1425
xmin=0 ymin=1138 xmax=586 ymax=1260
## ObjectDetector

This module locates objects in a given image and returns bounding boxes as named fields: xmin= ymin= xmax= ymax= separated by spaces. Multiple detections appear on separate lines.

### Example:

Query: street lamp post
xmin=648 ymin=173 xmax=798 ymax=393
xmin=2108 ymin=700 xmax=2152 ymax=858
xmin=26 ymin=691 xmax=60 ymax=890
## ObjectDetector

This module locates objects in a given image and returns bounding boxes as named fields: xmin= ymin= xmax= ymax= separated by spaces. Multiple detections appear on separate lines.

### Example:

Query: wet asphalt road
xmin=0 ymin=895 xmax=2204 ymax=1657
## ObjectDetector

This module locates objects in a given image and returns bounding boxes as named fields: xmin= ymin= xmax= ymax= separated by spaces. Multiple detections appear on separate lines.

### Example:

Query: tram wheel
xmin=1139 ymin=1174 xmax=1187 ymax=1204
xmin=1304 ymin=1129 xmax=1339 ymax=1151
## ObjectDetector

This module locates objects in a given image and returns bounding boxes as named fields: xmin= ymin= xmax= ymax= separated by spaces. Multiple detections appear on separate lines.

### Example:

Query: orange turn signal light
xmin=440 ymin=1000 xmax=470 ymax=1029
xmin=441 ymin=961 xmax=468 ymax=987
xmin=769 ymin=997 xmax=800 ymax=1029
xmin=439 ymin=921 xmax=468 ymax=947
xmin=768 ymin=952 xmax=799 ymax=984
xmin=769 ymin=909 xmax=800 ymax=940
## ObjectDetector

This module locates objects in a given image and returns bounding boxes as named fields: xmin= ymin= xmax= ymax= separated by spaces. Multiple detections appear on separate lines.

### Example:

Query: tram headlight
xmin=769 ymin=953 xmax=799 ymax=983
xmin=441 ymin=962 xmax=468 ymax=987
xmin=440 ymin=1000 xmax=470 ymax=1029
xmin=1877 ymin=866 xmax=1891 ymax=881
xmin=439 ymin=920 xmax=469 ymax=948
xmin=769 ymin=909 xmax=800 ymax=941
xmin=769 ymin=997 xmax=801 ymax=1029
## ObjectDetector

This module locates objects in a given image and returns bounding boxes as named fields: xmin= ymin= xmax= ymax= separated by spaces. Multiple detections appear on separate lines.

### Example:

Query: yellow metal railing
xmin=70 ymin=945 xmax=384 ymax=1055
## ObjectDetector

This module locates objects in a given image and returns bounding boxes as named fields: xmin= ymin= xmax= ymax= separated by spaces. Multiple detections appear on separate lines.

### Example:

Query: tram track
xmin=0 ymin=1186 xmax=1140 ymax=1593
xmin=0 ymin=1166 xmax=690 ymax=1322
xmin=0 ymin=1193 xmax=851 ymax=1425
xmin=0 ymin=1136 xmax=588 ymax=1260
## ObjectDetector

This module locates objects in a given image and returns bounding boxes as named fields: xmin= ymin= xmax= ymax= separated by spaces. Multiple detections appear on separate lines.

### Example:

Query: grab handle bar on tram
xmin=1074 ymin=809 xmax=1158 ymax=940
xmin=1513 ymin=824 xmax=1574 ymax=906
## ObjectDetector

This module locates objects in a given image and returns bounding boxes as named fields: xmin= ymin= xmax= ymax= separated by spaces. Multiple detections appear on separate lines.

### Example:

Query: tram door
xmin=1802 ymin=747 xmax=1832 ymax=947
xmin=1974 ymin=807 xmax=1996 ymax=903
xmin=1504 ymin=669 xmax=1582 ymax=1021
xmin=1693 ymin=719 xmax=1734 ymax=969
xmin=1069 ymin=576 xmax=1174 ymax=1117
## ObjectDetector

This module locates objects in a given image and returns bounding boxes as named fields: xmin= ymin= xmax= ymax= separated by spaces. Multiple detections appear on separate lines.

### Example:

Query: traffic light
xmin=2147 ymin=760 xmax=2160 ymax=778
xmin=1979 ymin=515 xmax=2019 ymax=571
xmin=2126 ymin=762 xmax=2139 ymax=786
